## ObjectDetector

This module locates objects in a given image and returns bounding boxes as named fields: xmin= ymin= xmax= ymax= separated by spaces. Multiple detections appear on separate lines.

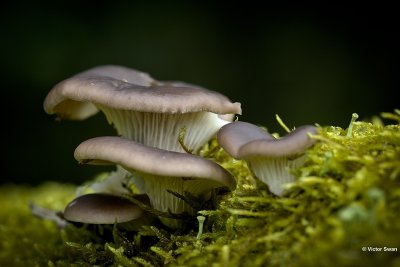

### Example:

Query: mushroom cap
xmin=63 ymin=193 xmax=148 ymax=224
xmin=74 ymin=136 xmax=236 ymax=190
xmin=217 ymin=121 xmax=317 ymax=159
xmin=44 ymin=65 xmax=242 ymax=120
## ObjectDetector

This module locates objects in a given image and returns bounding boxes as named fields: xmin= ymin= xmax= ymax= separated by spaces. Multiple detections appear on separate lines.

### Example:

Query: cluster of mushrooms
xmin=43 ymin=65 xmax=317 ymax=229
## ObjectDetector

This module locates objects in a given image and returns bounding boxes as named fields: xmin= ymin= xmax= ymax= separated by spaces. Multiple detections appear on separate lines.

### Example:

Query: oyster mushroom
xmin=76 ymin=166 xmax=133 ymax=195
xmin=63 ymin=193 xmax=149 ymax=225
xmin=44 ymin=65 xmax=154 ymax=120
xmin=217 ymin=121 xmax=317 ymax=196
xmin=44 ymin=65 xmax=241 ymax=153
xmin=74 ymin=136 xmax=236 ymax=228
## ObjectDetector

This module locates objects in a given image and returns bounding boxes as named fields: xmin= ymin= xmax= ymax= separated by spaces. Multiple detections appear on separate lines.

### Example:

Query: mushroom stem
xmin=248 ymin=155 xmax=306 ymax=196
xmin=131 ymin=173 xmax=220 ymax=228
xmin=98 ymin=107 xmax=229 ymax=152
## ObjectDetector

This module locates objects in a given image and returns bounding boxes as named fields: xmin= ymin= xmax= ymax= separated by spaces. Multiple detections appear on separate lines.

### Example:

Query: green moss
xmin=1 ymin=110 xmax=399 ymax=266
xmin=0 ymin=183 xmax=75 ymax=266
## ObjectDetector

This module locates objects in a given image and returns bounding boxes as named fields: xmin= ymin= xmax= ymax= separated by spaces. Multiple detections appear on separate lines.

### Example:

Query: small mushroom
xmin=77 ymin=166 xmax=133 ymax=195
xmin=74 ymin=136 xmax=236 ymax=228
xmin=63 ymin=193 xmax=149 ymax=224
xmin=44 ymin=65 xmax=241 ymax=153
xmin=217 ymin=121 xmax=317 ymax=196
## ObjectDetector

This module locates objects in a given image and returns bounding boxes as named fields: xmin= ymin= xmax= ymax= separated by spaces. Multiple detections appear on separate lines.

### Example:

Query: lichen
xmin=1 ymin=110 xmax=399 ymax=266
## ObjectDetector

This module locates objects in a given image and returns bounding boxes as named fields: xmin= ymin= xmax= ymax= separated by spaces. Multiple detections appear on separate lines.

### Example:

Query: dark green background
xmin=1 ymin=2 xmax=397 ymax=184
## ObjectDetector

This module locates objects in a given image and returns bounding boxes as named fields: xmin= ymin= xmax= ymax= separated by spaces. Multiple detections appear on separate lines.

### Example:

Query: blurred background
xmin=1 ymin=2 xmax=397 ymax=185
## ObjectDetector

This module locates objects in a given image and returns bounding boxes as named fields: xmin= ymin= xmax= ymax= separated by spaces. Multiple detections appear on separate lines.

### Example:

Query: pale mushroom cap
xmin=74 ymin=136 xmax=236 ymax=190
xmin=63 ymin=193 xmax=148 ymax=224
xmin=218 ymin=121 xmax=317 ymax=196
xmin=74 ymin=65 xmax=154 ymax=85
xmin=217 ymin=121 xmax=317 ymax=159
xmin=44 ymin=65 xmax=154 ymax=120
xmin=44 ymin=65 xmax=241 ymax=120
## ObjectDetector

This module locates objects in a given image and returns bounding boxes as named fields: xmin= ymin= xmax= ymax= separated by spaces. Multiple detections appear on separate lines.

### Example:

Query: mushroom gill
xmin=44 ymin=65 xmax=242 ymax=153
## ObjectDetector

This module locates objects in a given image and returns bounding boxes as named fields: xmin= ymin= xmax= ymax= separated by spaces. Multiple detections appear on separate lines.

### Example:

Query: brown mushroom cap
xmin=44 ymin=65 xmax=241 ymax=120
xmin=63 ymin=193 xmax=149 ymax=224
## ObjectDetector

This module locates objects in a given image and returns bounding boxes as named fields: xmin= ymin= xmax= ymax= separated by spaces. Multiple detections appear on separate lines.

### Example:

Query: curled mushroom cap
xmin=74 ymin=136 xmax=236 ymax=228
xmin=63 ymin=193 xmax=149 ymax=224
xmin=217 ymin=121 xmax=317 ymax=196
xmin=44 ymin=65 xmax=241 ymax=152
xmin=44 ymin=65 xmax=154 ymax=120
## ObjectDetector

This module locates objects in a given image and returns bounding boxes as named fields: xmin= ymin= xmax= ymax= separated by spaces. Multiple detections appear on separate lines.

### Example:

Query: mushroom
xmin=44 ymin=65 xmax=154 ymax=120
xmin=217 ymin=121 xmax=317 ymax=196
xmin=44 ymin=65 xmax=241 ymax=153
xmin=74 ymin=136 xmax=236 ymax=228
xmin=77 ymin=166 xmax=133 ymax=195
xmin=63 ymin=193 xmax=149 ymax=225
